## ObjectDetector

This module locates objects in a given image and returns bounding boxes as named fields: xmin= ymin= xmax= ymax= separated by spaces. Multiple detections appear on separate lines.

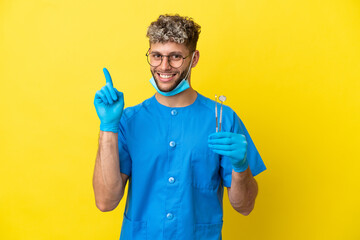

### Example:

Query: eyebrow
xmin=150 ymin=51 xmax=184 ymax=55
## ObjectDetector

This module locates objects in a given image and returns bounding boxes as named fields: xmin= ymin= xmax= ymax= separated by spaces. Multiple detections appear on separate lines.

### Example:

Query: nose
xmin=158 ymin=56 xmax=172 ymax=71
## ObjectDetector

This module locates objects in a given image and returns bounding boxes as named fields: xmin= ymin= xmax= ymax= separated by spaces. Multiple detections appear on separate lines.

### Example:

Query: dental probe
xmin=215 ymin=95 xmax=218 ymax=132
xmin=218 ymin=95 xmax=226 ymax=132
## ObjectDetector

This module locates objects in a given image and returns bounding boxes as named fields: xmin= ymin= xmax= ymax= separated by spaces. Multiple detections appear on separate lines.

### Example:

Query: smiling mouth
xmin=157 ymin=73 xmax=177 ymax=81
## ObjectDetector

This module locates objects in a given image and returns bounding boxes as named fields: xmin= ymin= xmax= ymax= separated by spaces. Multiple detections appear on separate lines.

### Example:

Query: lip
xmin=157 ymin=73 xmax=177 ymax=83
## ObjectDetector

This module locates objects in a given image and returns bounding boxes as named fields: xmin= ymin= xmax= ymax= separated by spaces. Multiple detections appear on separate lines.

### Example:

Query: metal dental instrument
xmin=218 ymin=95 xmax=226 ymax=132
xmin=215 ymin=95 xmax=226 ymax=132
xmin=215 ymin=95 xmax=218 ymax=132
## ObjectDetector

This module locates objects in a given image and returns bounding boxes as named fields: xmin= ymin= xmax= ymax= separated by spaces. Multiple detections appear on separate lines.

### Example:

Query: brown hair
xmin=146 ymin=14 xmax=201 ymax=52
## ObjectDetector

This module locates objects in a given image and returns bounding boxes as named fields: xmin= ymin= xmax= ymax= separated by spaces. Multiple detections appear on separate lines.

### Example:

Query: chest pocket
xmin=190 ymin=150 xmax=221 ymax=190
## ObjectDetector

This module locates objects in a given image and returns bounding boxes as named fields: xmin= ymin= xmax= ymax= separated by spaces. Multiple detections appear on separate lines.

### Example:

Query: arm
xmin=93 ymin=131 xmax=129 ymax=212
xmin=227 ymin=168 xmax=258 ymax=216
xmin=208 ymin=131 xmax=258 ymax=216
xmin=93 ymin=68 xmax=127 ymax=212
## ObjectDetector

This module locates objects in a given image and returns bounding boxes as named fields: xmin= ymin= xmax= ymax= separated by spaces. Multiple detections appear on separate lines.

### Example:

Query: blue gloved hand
xmin=208 ymin=132 xmax=249 ymax=172
xmin=94 ymin=68 xmax=124 ymax=133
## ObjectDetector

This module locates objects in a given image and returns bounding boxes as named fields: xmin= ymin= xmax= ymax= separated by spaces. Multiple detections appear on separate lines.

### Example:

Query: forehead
xmin=150 ymin=41 xmax=189 ymax=54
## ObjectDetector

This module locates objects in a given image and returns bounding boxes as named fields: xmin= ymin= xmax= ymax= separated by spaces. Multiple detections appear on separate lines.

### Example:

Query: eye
xmin=151 ymin=54 xmax=162 ymax=59
xmin=170 ymin=54 xmax=182 ymax=60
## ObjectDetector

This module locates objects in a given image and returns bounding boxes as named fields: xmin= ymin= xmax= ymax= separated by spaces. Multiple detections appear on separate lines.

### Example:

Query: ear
xmin=191 ymin=50 xmax=200 ymax=68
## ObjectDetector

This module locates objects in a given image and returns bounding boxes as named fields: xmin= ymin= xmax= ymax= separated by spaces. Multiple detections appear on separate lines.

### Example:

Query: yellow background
xmin=1 ymin=0 xmax=359 ymax=239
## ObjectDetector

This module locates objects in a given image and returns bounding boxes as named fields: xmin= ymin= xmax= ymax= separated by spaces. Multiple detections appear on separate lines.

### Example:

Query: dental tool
xmin=215 ymin=95 xmax=226 ymax=132
xmin=218 ymin=95 xmax=226 ymax=132
xmin=215 ymin=95 xmax=218 ymax=132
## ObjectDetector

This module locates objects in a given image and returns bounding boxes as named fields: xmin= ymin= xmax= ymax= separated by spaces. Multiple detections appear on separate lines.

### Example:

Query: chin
xmin=155 ymin=79 xmax=180 ymax=93
xmin=157 ymin=85 xmax=177 ymax=93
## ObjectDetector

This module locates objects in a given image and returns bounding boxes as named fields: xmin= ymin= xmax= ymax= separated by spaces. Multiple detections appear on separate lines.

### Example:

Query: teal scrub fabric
xmin=118 ymin=92 xmax=266 ymax=240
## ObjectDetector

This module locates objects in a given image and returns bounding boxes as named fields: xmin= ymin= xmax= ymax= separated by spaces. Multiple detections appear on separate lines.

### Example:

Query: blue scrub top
xmin=118 ymin=92 xmax=266 ymax=240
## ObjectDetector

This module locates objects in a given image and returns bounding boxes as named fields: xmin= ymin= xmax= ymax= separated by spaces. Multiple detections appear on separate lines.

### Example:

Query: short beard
xmin=151 ymin=69 xmax=188 ymax=92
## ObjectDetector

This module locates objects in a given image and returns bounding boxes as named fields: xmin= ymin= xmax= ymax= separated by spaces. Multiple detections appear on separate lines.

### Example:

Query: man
xmin=93 ymin=14 xmax=266 ymax=240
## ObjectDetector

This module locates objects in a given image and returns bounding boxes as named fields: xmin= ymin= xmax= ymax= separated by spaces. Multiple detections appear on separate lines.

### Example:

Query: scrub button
xmin=168 ymin=177 xmax=175 ymax=184
xmin=166 ymin=213 xmax=174 ymax=220
xmin=169 ymin=141 xmax=176 ymax=147
xmin=171 ymin=109 xmax=178 ymax=116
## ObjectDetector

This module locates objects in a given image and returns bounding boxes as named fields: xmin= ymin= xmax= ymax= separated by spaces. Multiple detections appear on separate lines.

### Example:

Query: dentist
xmin=93 ymin=14 xmax=266 ymax=240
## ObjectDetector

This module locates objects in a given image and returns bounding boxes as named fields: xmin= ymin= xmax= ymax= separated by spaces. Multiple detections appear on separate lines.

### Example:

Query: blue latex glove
xmin=208 ymin=132 xmax=249 ymax=172
xmin=94 ymin=68 xmax=124 ymax=133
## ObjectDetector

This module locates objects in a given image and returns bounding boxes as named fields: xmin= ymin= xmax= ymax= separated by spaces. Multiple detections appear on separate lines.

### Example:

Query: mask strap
xmin=184 ymin=51 xmax=196 ymax=80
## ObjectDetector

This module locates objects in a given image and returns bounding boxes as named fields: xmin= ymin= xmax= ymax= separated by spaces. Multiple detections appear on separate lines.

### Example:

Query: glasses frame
xmin=145 ymin=48 xmax=193 ymax=68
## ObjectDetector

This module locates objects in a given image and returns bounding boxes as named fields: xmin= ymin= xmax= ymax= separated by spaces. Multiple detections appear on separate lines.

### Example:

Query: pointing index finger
xmin=103 ymin=68 xmax=113 ymax=86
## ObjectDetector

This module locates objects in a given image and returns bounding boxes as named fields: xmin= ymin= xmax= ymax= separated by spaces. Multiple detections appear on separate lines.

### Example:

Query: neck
xmin=155 ymin=87 xmax=197 ymax=107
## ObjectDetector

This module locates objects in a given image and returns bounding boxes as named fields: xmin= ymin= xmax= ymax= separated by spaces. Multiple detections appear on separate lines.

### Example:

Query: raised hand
xmin=208 ymin=132 xmax=249 ymax=172
xmin=94 ymin=68 xmax=124 ymax=133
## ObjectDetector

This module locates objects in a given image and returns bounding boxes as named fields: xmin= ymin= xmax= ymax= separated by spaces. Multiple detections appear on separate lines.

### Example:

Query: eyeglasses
xmin=146 ymin=49 xmax=192 ymax=68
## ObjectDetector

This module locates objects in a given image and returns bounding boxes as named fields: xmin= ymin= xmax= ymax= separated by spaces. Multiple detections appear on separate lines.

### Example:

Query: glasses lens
xmin=147 ymin=53 xmax=161 ymax=67
xmin=169 ymin=54 xmax=184 ymax=68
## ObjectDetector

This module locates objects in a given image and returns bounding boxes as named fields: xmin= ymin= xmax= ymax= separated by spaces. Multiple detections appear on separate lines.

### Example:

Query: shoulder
xmin=121 ymin=95 xmax=154 ymax=122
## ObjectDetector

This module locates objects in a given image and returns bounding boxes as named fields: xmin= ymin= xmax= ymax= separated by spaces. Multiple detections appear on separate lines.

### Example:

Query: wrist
xmin=232 ymin=156 xmax=249 ymax=173
xmin=100 ymin=122 xmax=120 ymax=133
xmin=99 ymin=130 xmax=118 ymax=142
